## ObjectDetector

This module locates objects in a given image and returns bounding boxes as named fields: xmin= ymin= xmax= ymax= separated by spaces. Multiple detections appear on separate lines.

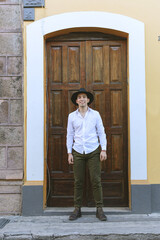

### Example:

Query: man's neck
xmin=78 ymin=106 xmax=88 ymax=116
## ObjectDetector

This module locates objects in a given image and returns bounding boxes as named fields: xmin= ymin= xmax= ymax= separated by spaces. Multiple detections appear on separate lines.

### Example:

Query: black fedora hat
xmin=71 ymin=88 xmax=94 ymax=106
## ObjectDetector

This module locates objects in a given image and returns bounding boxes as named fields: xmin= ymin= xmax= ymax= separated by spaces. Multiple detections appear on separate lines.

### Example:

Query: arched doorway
xmin=24 ymin=11 xmax=147 ymax=215
xmin=46 ymin=31 xmax=128 ymax=207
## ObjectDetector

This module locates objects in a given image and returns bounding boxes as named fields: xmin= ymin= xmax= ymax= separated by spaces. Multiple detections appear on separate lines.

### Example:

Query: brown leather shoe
xmin=96 ymin=207 xmax=107 ymax=221
xmin=69 ymin=207 xmax=81 ymax=221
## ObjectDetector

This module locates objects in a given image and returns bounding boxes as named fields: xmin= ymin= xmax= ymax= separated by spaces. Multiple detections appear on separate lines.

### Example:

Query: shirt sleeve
xmin=96 ymin=112 xmax=107 ymax=151
xmin=66 ymin=114 xmax=74 ymax=154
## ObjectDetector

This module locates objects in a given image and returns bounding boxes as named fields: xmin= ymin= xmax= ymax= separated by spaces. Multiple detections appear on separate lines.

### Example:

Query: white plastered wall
xmin=26 ymin=11 xmax=147 ymax=181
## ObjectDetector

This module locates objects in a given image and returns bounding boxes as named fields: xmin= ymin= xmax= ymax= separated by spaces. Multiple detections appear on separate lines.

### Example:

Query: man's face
xmin=76 ymin=93 xmax=89 ymax=107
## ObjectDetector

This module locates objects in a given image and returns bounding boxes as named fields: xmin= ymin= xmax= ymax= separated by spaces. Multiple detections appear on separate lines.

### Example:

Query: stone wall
xmin=0 ymin=0 xmax=23 ymax=214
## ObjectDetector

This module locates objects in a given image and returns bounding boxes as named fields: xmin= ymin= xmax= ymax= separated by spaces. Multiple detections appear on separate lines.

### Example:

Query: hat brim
xmin=71 ymin=91 xmax=94 ymax=106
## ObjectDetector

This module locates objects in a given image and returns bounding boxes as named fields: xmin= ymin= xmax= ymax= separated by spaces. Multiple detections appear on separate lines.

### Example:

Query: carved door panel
xmin=86 ymin=41 xmax=128 ymax=206
xmin=46 ymin=34 xmax=128 ymax=207
xmin=46 ymin=41 xmax=85 ymax=206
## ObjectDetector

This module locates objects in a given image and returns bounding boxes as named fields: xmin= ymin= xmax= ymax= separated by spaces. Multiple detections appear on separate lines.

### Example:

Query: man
xmin=66 ymin=88 xmax=107 ymax=221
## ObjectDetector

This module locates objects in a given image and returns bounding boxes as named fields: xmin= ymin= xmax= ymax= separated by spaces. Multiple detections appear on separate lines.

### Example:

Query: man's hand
xmin=68 ymin=153 xmax=74 ymax=164
xmin=100 ymin=151 xmax=107 ymax=162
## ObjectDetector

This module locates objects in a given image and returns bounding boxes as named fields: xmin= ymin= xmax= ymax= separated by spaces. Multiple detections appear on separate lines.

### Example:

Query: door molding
xmin=25 ymin=11 xmax=147 ymax=181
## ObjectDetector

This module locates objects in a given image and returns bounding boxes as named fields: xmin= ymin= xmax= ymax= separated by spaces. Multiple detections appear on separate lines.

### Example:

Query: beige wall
xmin=24 ymin=0 xmax=160 ymax=184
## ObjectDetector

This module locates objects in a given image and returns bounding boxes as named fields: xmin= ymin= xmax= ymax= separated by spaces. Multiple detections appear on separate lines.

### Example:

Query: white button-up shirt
xmin=66 ymin=107 xmax=107 ymax=154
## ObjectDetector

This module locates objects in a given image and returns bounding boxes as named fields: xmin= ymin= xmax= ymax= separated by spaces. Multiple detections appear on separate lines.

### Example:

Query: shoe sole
xmin=69 ymin=214 xmax=82 ymax=221
xmin=96 ymin=215 xmax=107 ymax=221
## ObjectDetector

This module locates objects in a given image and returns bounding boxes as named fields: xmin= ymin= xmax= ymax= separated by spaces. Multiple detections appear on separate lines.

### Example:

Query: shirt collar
xmin=76 ymin=107 xmax=91 ymax=114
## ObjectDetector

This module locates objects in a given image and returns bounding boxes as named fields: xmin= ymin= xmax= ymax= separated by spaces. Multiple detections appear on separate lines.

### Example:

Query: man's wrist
xmin=101 ymin=150 xmax=106 ymax=152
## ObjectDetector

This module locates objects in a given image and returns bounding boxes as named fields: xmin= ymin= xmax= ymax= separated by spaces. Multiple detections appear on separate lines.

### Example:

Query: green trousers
xmin=72 ymin=147 xmax=103 ymax=208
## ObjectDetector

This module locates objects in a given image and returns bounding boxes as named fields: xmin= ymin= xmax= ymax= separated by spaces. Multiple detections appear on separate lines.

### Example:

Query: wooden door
xmin=46 ymin=33 xmax=128 ymax=207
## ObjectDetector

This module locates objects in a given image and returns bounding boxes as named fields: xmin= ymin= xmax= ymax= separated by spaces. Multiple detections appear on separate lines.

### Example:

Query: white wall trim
xmin=26 ymin=11 xmax=147 ymax=181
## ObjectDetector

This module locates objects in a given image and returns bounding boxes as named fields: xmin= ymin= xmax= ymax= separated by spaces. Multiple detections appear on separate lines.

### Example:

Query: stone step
xmin=1 ymin=234 xmax=160 ymax=240
xmin=1 ymin=214 xmax=160 ymax=240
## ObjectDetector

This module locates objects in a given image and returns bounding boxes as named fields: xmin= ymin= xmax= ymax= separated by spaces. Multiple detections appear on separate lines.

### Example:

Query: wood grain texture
xmin=46 ymin=33 xmax=128 ymax=207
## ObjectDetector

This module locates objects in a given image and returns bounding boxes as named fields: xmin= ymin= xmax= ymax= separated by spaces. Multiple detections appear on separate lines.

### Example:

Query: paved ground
xmin=1 ymin=210 xmax=160 ymax=239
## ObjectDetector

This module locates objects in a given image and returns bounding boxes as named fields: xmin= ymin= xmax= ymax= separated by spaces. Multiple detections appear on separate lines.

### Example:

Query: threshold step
xmin=43 ymin=207 xmax=131 ymax=216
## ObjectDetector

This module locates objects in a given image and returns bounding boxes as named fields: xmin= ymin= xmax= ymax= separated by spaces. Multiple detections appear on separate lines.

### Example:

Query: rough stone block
xmin=0 ymin=77 xmax=22 ymax=98
xmin=7 ymin=57 xmax=22 ymax=75
xmin=0 ymin=170 xmax=23 ymax=180
xmin=0 ymin=5 xmax=21 ymax=31
xmin=0 ymin=100 xmax=8 ymax=123
xmin=0 ymin=147 xmax=6 ymax=168
xmin=0 ymin=33 xmax=22 ymax=55
xmin=7 ymin=147 xmax=23 ymax=169
xmin=10 ymin=99 xmax=22 ymax=124
xmin=0 ymin=126 xmax=23 ymax=145
xmin=0 ymin=185 xmax=21 ymax=194
xmin=0 ymin=180 xmax=23 ymax=186
xmin=0 ymin=57 xmax=6 ymax=75
xmin=0 ymin=194 xmax=21 ymax=213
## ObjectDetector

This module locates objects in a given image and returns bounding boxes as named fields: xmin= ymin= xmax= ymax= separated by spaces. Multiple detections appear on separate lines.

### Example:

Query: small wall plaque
xmin=23 ymin=8 xmax=35 ymax=21
xmin=23 ymin=0 xmax=45 ymax=7
xmin=158 ymin=36 xmax=160 ymax=41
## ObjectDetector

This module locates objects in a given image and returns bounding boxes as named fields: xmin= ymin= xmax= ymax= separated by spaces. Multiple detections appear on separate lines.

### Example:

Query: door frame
xmin=24 ymin=12 xmax=147 ymax=210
